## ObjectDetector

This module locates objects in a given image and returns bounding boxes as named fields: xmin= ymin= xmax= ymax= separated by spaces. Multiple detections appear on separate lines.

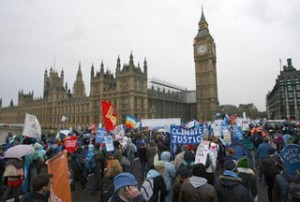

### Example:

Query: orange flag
xmin=47 ymin=150 xmax=71 ymax=202
xmin=101 ymin=101 xmax=117 ymax=131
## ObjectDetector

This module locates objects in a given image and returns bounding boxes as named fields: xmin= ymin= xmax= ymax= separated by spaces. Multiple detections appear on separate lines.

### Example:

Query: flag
xmin=61 ymin=116 xmax=68 ymax=123
xmin=89 ymin=123 xmax=96 ymax=131
xmin=125 ymin=114 xmax=137 ymax=128
xmin=22 ymin=113 xmax=41 ymax=140
xmin=47 ymin=150 xmax=71 ymax=202
xmin=101 ymin=101 xmax=117 ymax=131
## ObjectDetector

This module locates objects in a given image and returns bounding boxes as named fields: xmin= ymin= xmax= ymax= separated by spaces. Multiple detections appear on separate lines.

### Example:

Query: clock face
xmin=197 ymin=44 xmax=207 ymax=54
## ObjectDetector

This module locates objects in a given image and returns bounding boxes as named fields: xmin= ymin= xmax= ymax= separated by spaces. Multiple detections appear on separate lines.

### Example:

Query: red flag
xmin=101 ymin=101 xmax=117 ymax=131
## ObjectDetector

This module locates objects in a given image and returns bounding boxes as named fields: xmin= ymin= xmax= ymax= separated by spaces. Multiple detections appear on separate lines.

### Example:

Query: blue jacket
xmin=257 ymin=142 xmax=270 ymax=163
xmin=161 ymin=151 xmax=176 ymax=191
xmin=230 ymin=141 xmax=248 ymax=160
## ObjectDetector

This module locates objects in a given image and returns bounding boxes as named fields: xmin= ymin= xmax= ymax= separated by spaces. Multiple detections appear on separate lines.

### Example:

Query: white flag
xmin=61 ymin=116 xmax=68 ymax=122
xmin=22 ymin=113 xmax=42 ymax=140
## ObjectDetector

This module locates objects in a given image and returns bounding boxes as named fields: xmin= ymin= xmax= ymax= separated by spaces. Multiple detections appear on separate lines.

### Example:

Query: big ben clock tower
xmin=194 ymin=9 xmax=219 ymax=121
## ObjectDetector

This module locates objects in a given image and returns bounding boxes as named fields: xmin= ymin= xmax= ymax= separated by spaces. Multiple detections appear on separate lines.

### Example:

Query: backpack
xmin=140 ymin=178 xmax=154 ymax=201
xmin=261 ymin=157 xmax=279 ymax=177
xmin=283 ymin=175 xmax=300 ymax=201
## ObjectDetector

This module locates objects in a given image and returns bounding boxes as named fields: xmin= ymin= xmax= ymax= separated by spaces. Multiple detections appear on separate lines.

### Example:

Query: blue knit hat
xmin=113 ymin=172 xmax=137 ymax=192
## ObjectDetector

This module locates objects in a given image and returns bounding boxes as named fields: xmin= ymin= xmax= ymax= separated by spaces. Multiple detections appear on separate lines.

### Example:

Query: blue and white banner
xmin=96 ymin=128 xmax=107 ymax=143
xmin=105 ymin=135 xmax=114 ymax=152
xmin=170 ymin=125 xmax=204 ymax=145
xmin=280 ymin=144 xmax=300 ymax=174
xmin=232 ymin=125 xmax=243 ymax=140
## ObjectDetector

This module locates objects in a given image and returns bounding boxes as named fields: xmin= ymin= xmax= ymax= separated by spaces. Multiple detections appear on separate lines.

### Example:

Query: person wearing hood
xmin=109 ymin=172 xmax=146 ymax=202
xmin=177 ymin=150 xmax=195 ymax=177
xmin=215 ymin=159 xmax=253 ymax=202
xmin=145 ymin=160 xmax=167 ymax=202
xmin=179 ymin=163 xmax=218 ymax=202
xmin=237 ymin=157 xmax=257 ymax=201
xmin=85 ymin=144 xmax=96 ymax=174
xmin=161 ymin=151 xmax=176 ymax=202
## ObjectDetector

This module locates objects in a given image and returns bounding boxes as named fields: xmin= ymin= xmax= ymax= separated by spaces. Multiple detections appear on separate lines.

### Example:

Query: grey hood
xmin=189 ymin=176 xmax=207 ymax=188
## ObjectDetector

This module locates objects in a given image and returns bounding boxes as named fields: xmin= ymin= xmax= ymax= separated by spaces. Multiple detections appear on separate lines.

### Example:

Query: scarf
xmin=223 ymin=170 xmax=238 ymax=178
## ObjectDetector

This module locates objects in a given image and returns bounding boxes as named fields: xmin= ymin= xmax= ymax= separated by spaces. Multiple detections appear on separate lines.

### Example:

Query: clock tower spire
xmin=193 ymin=8 xmax=219 ymax=121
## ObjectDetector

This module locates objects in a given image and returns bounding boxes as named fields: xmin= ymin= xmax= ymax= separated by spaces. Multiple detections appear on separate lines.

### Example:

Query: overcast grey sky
xmin=0 ymin=0 xmax=299 ymax=112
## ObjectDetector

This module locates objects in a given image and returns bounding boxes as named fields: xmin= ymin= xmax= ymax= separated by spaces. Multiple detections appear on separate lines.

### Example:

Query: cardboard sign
xmin=105 ymin=135 xmax=114 ymax=152
xmin=195 ymin=140 xmax=210 ymax=165
xmin=64 ymin=136 xmax=77 ymax=153
xmin=96 ymin=128 xmax=107 ymax=143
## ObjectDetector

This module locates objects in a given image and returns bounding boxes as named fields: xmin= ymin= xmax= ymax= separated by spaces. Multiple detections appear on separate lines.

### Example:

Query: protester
xmin=21 ymin=173 xmax=53 ymax=202
xmin=1 ymin=158 xmax=24 ymax=202
xmin=257 ymin=136 xmax=271 ymax=183
xmin=161 ymin=151 xmax=176 ymax=202
xmin=261 ymin=148 xmax=284 ymax=202
xmin=146 ymin=141 xmax=158 ymax=171
xmin=179 ymin=163 xmax=218 ymax=202
xmin=173 ymin=145 xmax=189 ymax=169
xmin=109 ymin=172 xmax=146 ymax=202
xmin=139 ymin=142 xmax=147 ymax=181
xmin=215 ymin=159 xmax=253 ymax=202
xmin=144 ymin=160 xmax=167 ymax=202
xmin=206 ymin=143 xmax=217 ymax=185
xmin=242 ymin=131 xmax=256 ymax=169
xmin=272 ymin=169 xmax=300 ymax=202
xmin=100 ymin=159 xmax=123 ymax=202
xmin=177 ymin=150 xmax=195 ymax=177
xmin=173 ymin=167 xmax=190 ymax=202
xmin=237 ymin=156 xmax=257 ymax=201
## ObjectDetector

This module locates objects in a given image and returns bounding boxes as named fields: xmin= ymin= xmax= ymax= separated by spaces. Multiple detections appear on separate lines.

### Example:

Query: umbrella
xmin=4 ymin=145 xmax=34 ymax=159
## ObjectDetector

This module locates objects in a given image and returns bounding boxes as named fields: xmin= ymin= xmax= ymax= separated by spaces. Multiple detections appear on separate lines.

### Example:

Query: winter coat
xmin=100 ymin=176 xmax=114 ymax=202
xmin=257 ymin=142 xmax=270 ymax=163
xmin=216 ymin=175 xmax=253 ymax=202
xmin=161 ymin=151 xmax=176 ymax=191
xmin=146 ymin=146 xmax=158 ymax=169
xmin=242 ymin=136 xmax=255 ymax=151
xmin=146 ymin=169 xmax=167 ymax=202
xmin=272 ymin=171 xmax=300 ymax=202
xmin=237 ymin=168 xmax=257 ymax=198
xmin=109 ymin=192 xmax=147 ymax=202
xmin=21 ymin=192 xmax=48 ymax=202
xmin=179 ymin=176 xmax=218 ymax=202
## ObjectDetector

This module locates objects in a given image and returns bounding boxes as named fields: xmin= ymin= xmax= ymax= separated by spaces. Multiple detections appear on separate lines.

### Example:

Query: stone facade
xmin=193 ymin=10 xmax=219 ymax=121
xmin=0 ymin=11 xmax=221 ymax=128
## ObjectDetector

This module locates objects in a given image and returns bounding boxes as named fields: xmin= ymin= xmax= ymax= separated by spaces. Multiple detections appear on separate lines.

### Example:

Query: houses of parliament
xmin=0 ymin=11 xmax=220 ymax=129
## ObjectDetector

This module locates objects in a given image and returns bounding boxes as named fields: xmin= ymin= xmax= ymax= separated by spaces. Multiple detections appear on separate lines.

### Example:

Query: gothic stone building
xmin=0 ymin=11 xmax=219 ymax=129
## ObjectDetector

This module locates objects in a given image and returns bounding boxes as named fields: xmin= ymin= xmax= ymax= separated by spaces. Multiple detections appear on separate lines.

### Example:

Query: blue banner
xmin=280 ymin=144 xmax=300 ymax=174
xmin=96 ymin=128 xmax=107 ymax=143
xmin=170 ymin=125 xmax=204 ymax=145
xmin=232 ymin=125 xmax=243 ymax=140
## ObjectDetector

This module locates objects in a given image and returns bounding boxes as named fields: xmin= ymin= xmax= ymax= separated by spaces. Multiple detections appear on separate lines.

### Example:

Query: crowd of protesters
xmin=0 ymin=117 xmax=299 ymax=202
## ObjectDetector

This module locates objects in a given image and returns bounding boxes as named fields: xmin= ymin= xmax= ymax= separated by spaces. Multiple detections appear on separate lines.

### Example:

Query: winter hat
xmin=161 ymin=151 xmax=171 ymax=162
xmin=154 ymin=160 xmax=165 ymax=171
xmin=224 ymin=159 xmax=236 ymax=171
xmin=34 ymin=142 xmax=42 ymax=150
xmin=113 ymin=172 xmax=138 ymax=192
xmin=268 ymin=147 xmax=276 ymax=155
xmin=184 ymin=150 xmax=195 ymax=162
xmin=237 ymin=157 xmax=249 ymax=168
xmin=176 ymin=167 xmax=189 ymax=178
xmin=192 ymin=163 xmax=206 ymax=177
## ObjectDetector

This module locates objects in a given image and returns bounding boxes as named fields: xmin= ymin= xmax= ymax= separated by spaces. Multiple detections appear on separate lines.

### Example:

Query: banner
xmin=47 ymin=150 xmax=71 ymax=202
xmin=125 ymin=114 xmax=137 ymax=129
xmin=195 ymin=140 xmax=210 ymax=164
xmin=104 ymin=135 xmax=114 ymax=152
xmin=22 ymin=113 xmax=42 ymax=140
xmin=101 ymin=101 xmax=117 ymax=131
xmin=89 ymin=123 xmax=96 ymax=131
xmin=64 ymin=136 xmax=78 ymax=153
xmin=170 ymin=125 xmax=203 ymax=145
xmin=232 ymin=125 xmax=243 ymax=140
xmin=96 ymin=128 xmax=107 ymax=143
xmin=114 ymin=124 xmax=125 ymax=141
xmin=280 ymin=144 xmax=300 ymax=174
